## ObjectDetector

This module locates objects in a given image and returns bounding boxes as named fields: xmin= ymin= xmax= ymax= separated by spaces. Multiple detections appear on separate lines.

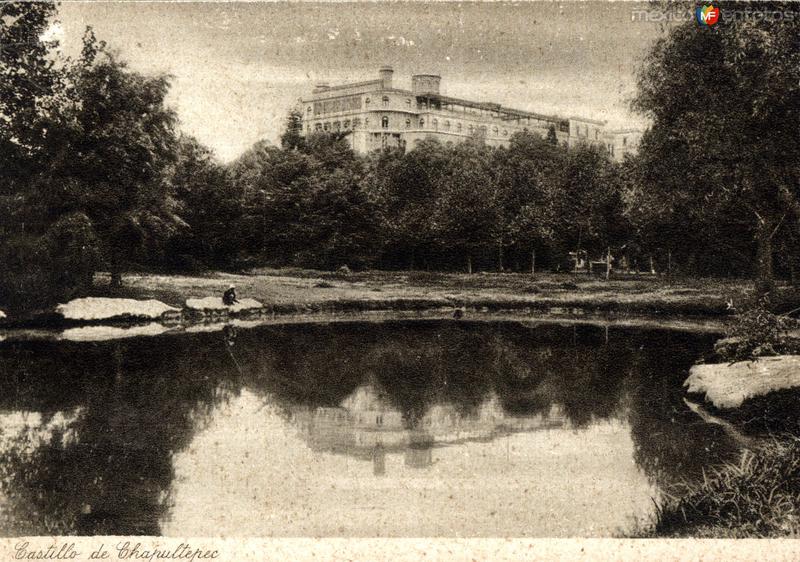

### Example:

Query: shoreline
xmin=0 ymin=309 xmax=727 ymax=344
xmin=0 ymin=268 xmax=749 ymax=334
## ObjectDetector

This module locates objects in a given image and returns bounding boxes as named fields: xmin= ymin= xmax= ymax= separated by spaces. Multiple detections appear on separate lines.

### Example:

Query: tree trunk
xmin=667 ymin=250 xmax=672 ymax=279
xmin=531 ymin=249 xmax=536 ymax=275
xmin=755 ymin=220 xmax=775 ymax=295
xmin=497 ymin=243 xmax=504 ymax=273
xmin=467 ymin=255 xmax=473 ymax=274
xmin=110 ymin=251 xmax=122 ymax=288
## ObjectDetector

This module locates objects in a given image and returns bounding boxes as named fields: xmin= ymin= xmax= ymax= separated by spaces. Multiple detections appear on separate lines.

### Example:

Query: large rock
xmin=184 ymin=297 xmax=263 ymax=313
xmin=685 ymin=355 xmax=800 ymax=409
xmin=56 ymin=297 xmax=179 ymax=321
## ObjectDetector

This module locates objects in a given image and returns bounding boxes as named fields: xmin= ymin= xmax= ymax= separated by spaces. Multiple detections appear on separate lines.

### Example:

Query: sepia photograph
xmin=1 ymin=0 xmax=799 ymax=559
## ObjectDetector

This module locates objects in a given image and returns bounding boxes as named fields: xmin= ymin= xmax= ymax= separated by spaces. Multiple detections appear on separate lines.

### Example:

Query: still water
xmin=0 ymin=320 xmax=738 ymax=537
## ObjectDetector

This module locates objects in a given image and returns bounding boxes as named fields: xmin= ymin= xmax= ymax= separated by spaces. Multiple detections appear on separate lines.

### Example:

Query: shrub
xmin=721 ymin=296 xmax=799 ymax=361
xmin=0 ymin=213 xmax=101 ymax=312
xmin=648 ymin=438 xmax=800 ymax=537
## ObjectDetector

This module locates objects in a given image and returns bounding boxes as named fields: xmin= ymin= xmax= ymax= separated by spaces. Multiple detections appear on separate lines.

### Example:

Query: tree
xmin=0 ymin=3 xmax=104 ymax=308
xmin=0 ymin=2 xmax=63 ymax=176
xmin=366 ymin=139 xmax=450 ymax=270
xmin=432 ymin=142 xmax=502 ymax=273
xmin=546 ymin=124 xmax=558 ymax=146
xmin=170 ymin=136 xmax=243 ymax=270
xmin=493 ymin=131 xmax=564 ymax=272
xmin=633 ymin=4 xmax=800 ymax=291
xmin=558 ymin=143 xmax=625 ymax=261
xmin=279 ymin=106 xmax=305 ymax=151
xmin=49 ymin=46 xmax=183 ymax=286
xmin=291 ymin=164 xmax=382 ymax=269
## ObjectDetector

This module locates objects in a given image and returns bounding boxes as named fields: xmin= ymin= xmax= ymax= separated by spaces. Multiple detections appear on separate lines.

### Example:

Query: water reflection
xmin=0 ymin=320 xmax=738 ymax=536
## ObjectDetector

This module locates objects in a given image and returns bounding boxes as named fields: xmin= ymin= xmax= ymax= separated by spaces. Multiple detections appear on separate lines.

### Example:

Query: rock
xmin=685 ymin=355 xmax=800 ymax=409
xmin=337 ymin=265 xmax=351 ymax=275
xmin=56 ymin=297 xmax=179 ymax=321
xmin=185 ymin=296 xmax=263 ymax=313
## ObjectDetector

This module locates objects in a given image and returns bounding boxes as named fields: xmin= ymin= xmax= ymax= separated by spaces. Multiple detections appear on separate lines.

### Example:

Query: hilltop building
xmin=300 ymin=66 xmax=640 ymax=161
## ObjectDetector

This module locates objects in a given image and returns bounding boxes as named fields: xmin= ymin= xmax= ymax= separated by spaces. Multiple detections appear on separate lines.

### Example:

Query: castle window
xmin=334 ymin=121 xmax=341 ymax=131
xmin=382 ymin=96 xmax=389 ymax=107
xmin=595 ymin=130 xmax=599 ymax=140
xmin=323 ymin=122 xmax=330 ymax=131
xmin=344 ymin=120 xmax=350 ymax=129
xmin=419 ymin=118 xmax=425 ymax=128
xmin=406 ymin=98 xmax=411 ymax=107
xmin=502 ymin=129 xmax=508 ymax=136
xmin=306 ymin=106 xmax=312 ymax=114
xmin=432 ymin=118 xmax=438 ymax=130
xmin=365 ymin=118 xmax=370 ymax=127
xmin=457 ymin=122 xmax=462 ymax=131
xmin=381 ymin=116 xmax=389 ymax=129
xmin=365 ymin=97 xmax=371 ymax=106
xmin=445 ymin=120 xmax=451 ymax=130
xmin=492 ymin=126 xmax=499 ymax=135
xmin=623 ymin=136 xmax=628 ymax=147
xmin=405 ymin=118 xmax=411 ymax=128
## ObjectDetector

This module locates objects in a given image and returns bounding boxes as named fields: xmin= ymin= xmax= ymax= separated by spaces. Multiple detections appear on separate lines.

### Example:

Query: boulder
xmin=685 ymin=355 xmax=800 ymax=409
xmin=56 ymin=297 xmax=179 ymax=321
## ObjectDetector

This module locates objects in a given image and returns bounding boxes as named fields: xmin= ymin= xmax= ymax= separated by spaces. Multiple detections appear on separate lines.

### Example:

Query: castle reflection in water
xmin=286 ymin=380 xmax=566 ymax=474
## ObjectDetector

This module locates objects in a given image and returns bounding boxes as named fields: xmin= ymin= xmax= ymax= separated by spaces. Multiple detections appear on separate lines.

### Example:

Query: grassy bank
xmin=87 ymin=268 xmax=771 ymax=319
xmin=639 ymin=437 xmax=800 ymax=538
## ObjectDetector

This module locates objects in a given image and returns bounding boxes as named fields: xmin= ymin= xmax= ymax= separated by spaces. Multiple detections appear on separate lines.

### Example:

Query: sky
xmin=52 ymin=1 xmax=664 ymax=162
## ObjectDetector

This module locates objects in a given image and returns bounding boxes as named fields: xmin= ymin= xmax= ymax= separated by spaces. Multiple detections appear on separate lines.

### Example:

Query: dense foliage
xmin=632 ymin=1 xmax=800 ymax=290
xmin=226 ymin=131 xmax=627 ymax=273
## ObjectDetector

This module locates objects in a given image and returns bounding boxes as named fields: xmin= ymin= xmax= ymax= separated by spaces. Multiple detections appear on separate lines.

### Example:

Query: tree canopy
xmin=632 ymin=2 xmax=800 ymax=289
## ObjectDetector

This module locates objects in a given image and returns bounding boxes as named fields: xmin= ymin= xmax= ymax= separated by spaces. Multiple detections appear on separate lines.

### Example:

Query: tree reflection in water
xmin=0 ymin=320 xmax=732 ymax=536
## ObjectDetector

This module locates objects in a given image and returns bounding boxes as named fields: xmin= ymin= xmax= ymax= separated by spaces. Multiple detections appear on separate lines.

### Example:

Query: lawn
xmin=88 ymin=267 xmax=771 ymax=319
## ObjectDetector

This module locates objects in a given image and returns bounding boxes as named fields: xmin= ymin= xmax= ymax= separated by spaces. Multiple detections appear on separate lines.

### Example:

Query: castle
xmin=300 ymin=66 xmax=641 ymax=161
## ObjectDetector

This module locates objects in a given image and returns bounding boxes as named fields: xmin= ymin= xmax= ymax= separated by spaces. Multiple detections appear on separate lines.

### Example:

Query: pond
xmin=0 ymin=319 xmax=741 ymax=537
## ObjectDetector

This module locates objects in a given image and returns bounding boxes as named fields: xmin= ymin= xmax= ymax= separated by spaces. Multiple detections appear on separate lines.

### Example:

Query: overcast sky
xmin=54 ymin=2 xmax=663 ymax=161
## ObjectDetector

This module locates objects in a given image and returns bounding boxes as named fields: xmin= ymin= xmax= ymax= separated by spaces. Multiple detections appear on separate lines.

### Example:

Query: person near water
xmin=222 ymin=284 xmax=239 ymax=306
